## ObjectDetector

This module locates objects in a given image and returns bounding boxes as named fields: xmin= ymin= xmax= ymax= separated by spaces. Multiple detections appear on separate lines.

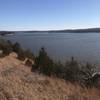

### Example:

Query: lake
xmin=3 ymin=32 xmax=100 ymax=70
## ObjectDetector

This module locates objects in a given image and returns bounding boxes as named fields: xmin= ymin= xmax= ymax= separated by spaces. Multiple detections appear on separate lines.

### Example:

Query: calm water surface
xmin=3 ymin=32 xmax=100 ymax=70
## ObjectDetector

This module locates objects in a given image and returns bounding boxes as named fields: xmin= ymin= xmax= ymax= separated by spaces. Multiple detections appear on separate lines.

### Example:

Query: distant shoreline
xmin=0 ymin=31 xmax=14 ymax=36
xmin=1 ymin=28 xmax=100 ymax=34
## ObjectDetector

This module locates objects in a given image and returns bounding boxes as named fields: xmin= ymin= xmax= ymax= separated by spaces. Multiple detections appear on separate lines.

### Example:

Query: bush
xmin=53 ymin=61 xmax=65 ymax=78
xmin=24 ymin=49 xmax=34 ymax=60
xmin=13 ymin=42 xmax=26 ymax=60
xmin=31 ymin=47 xmax=97 ymax=88
xmin=13 ymin=42 xmax=21 ymax=53
xmin=0 ymin=40 xmax=35 ymax=61
xmin=64 ymin=57 xmax=81 ymax=82
xmin=0 ymin=39 xmax=98 ymax=88
xmin=13 ymin=42 xmax=35 ymax=61
xmin=0 ymin=39 xmax=13 ymax=56
xmin=32 ymin=47 xmax=54 ymax=76
xmin=80 ymin=63 xmax=96 ymax=87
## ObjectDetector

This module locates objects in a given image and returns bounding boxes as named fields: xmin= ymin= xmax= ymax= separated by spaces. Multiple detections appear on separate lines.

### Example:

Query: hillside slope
xmin=0 ymin=53 xmax=100 ymax=100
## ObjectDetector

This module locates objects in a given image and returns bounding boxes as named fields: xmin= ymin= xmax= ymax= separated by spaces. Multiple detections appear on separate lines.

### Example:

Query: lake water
xmin=3 ymin=32 xmax=100 ymax=70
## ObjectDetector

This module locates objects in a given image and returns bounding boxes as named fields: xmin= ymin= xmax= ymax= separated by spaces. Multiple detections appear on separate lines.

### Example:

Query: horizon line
xmin=0 ymin=27 xmax=100 ymax=32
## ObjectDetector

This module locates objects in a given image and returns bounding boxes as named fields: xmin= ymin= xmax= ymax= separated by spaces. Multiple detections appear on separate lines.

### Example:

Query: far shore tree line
xmin=0 ymin=39 xmax=100 ymax=89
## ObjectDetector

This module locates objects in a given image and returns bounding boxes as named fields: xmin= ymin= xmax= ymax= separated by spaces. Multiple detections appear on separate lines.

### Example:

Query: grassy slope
xmin=0 ymin=52 xmax=100 ymax=100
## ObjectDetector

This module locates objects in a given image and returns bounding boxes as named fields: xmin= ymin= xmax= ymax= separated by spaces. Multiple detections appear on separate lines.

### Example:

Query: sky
xmin=0 ymin=0 xmax=100 ymax=31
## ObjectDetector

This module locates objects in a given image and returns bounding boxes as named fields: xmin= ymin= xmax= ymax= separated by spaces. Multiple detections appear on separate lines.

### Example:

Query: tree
xmin=13 ymin=42 xmax=21 ymax=53
xmin=34 ymin=47 xmax=54 ymax=76
xmin=13 ymin=42 xmax=25 ymax=60
xmin=0 ymin=40 xmax=13 ymax=56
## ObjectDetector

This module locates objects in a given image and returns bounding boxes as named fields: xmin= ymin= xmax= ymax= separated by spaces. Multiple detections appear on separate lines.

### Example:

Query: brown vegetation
xmin=0 ymin=39 xmax=100 ymax=99
xmin=0 ymin=53 xmax=99 ymax=100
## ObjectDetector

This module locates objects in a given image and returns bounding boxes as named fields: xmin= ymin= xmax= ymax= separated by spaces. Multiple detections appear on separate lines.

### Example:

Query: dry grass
xmin=0 ymin=52 xmax=99 ymax=100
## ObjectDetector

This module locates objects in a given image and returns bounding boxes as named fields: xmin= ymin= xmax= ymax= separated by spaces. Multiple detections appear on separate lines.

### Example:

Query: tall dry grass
xmin=0 ymin=52 xmax=99 ymax=100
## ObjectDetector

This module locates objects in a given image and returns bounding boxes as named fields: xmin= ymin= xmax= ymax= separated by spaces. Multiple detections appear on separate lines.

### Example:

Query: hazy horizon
xmin=1 ymin=27 xmax=100 ymax=32
xmin=0 ymin=0 xmax=100 ymax=31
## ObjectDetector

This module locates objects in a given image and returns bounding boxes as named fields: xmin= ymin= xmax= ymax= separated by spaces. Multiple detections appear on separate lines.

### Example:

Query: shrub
xmin=0 ymin=39 xmax=13 ymax=56
xmin=32 ymin=48 xmax=97 ymax=87
xmin=53 ymin=61 xmax=65 ymax=78
xmin=0 ymin=39 xmax=34 ymax=61
xmin=80 ymin=63 xmax=96 ymax=87
xmin=24 ymin=49 xmax=34 ymax=60
xmin=0 ymin=39 xmax=97 ymax=88
xmin=13 ymin=42 xmax=21 ymax=52
xmin=64 ymin=57 xmax=81 ymax=82
xmin=33 ymin=47 xmax=54 ymax=76
xmin=13 ymin=42 xmax=35 ymax=61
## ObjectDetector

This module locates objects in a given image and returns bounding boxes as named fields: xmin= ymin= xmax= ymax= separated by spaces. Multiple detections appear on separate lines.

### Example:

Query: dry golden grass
xmin=0 ymin=52 xmax=99 ymax=100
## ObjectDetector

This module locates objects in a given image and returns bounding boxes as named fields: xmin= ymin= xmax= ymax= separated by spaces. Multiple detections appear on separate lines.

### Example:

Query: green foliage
xmin=53 ymin=61 xmax=65 ymax=78
xmin=32 ymin=48 xmax=98 ymax=88
xmin=13 ymin=42 xmax=21 ymax=53
xmin=13 ymin=43 xmax=35 ymax=61
xmin=0 ymin=39 xmax=98 ymax=88
xmin=13 ymin=42 xmax=26 ymax=60
xmin=0 ymin=39 xmax=34 ymax=61
xmin=34 ymin=47 xmax=54 ymax=76
xmin=24 ymin=49 xmax=34 ymax=60
xmin=0 ymin=39 xmax=13 ymax=56
xmin=64 ymin=57 xmax=81 ymax=82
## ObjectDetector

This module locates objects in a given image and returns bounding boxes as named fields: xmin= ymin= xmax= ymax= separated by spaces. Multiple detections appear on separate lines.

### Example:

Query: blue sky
xmin=0 ymin=0 xmax=100 ymax=31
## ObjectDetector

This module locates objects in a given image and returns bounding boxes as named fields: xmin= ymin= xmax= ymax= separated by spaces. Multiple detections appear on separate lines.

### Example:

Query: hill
xmin=1 ymin=28 xmax=100 ymax=34
xmin=0 ymin=52 xmax=99 ymax=100
xmin=48 ymin=28 xmax=100 ymax=33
